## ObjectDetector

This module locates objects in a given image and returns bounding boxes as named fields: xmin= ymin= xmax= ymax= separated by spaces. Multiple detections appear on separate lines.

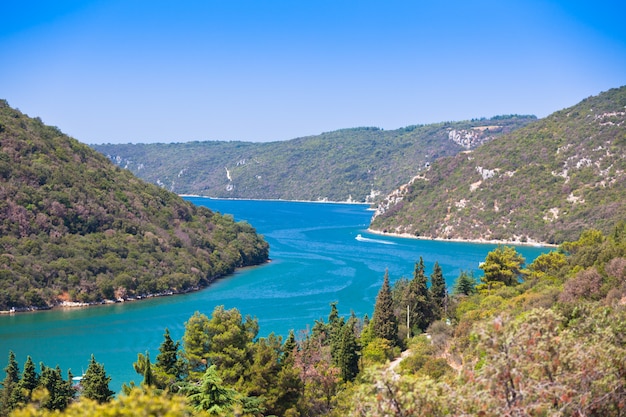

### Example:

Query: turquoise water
xmin=0 ymin=198 xmax=550 ymax=391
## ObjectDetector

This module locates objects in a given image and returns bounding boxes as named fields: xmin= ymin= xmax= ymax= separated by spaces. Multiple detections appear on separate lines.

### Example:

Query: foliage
xmin=452 ymin=270 xmax=477 ymax=296
xmin=0 ymin=103 xmax=269 ymax=311
xmin=93 ymin=116 xmax=535 ymax=203
xmin=371 ymin=270 xmax=398 ymax=346
xmin=7 ymin=225 xmax=626 ymax=416
xmin=10 ymin=388 xmax=193 ymax=417
xmin=479 ymin=245 xmax=526 ymax=286
xmin=80 ymin=355 xmax=114 ymax=404
xmin=371 ymin=86 xmax=626 ymax=244
xmin=177 ymin=366 xmax=237 ymax=416
xmin=429 ymin=261 xmax=446 ymax=316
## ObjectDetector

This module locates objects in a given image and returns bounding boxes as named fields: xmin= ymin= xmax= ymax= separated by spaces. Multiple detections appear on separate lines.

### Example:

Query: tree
xmin=11 ymin=356 xmax=38 ymax=407
xmin=405 ymin=258 xmax=434 ymax=334
xmin=452 ymin=270 xmax=477 ymax=296
xmin=38 ymin=365 xmax=73 ymax=411
xmin=0 ymin=351 xmax=20 ymax=416
xmin=335 ymin=317 xmax=360 ymax=382
xmin=372 ymin=269 xmax=399 ymax=346
xmin=155 ymin=328 xmax=184 ymax=389
xmin=182 ymin=311 xmax=211 ymax=377
xmin=479 ymin=246 xmax=525 ymax=286
xmin=205 ymin=306 xmax=257 ymax=387
xmin=282 ymin=330 xmax=297 ymax=363
xmin=156 ymin=328 xmax=181 ymax=377
xmin=429 ymin=261 xmax=446 ymax=315
xmin=80 ymin=355 xmax=114 ymax=404
xmin=178 ymin=365 xmax=237 ymax=416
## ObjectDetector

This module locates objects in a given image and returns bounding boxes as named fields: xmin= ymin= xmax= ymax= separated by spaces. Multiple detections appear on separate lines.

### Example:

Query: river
xmin=0 ymin=198 xmax=551 ymax=391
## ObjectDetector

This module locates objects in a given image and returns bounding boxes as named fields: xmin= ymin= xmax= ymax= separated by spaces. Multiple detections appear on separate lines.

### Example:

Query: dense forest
xmin=0 ymin=100 xmax=269 ymax=311
xmin=93 ymin=116 xmax=535 ymax=202
xmin=371 ymin=86 xmax=626 ymax=245
xmin=3 ymin=224 xmax=626 ymax=416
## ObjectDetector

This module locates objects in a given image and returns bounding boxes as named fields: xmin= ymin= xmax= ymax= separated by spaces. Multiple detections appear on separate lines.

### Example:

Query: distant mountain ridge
xmin=92 ymin=116 xmax=536 ymax=203
xmin=0 ymin=100 xmax=269 ymax=311
xmin=370 ymin=86 xmax=626 ymax=245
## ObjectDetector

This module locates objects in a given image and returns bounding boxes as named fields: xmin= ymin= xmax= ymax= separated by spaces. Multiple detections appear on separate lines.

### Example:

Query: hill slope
xmin=370 ymin=86 xmax=626 ymax=244
xmin=0 ymin=100 xmax=269 ymax=311
xmin=93 ymin=116 xmax=535 ymax=202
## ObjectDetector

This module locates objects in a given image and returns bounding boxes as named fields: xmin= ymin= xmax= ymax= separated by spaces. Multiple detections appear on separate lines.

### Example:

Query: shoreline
xmin=179 ymin=194 xmax=372 ymax=206
xmin=0 ymin=259 xmax=272 ymax=315
xmin=366 ymin=228 xmax=559 ymax=248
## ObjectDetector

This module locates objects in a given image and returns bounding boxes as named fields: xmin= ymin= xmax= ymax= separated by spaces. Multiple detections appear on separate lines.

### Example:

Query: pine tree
xmin=11 ymin=356 xmax=38 ymax=407
xmin=38 ymin=364 xmax=73 ymax=411
xmin=80 ymin=355 xmax=114 ymax=404
xmin=429 ymin=261 xmax=447 ymax=316
xmin=182 ymin=311 xmax=211 ymax=376
xmin=282 ymin=330 xmax=297 ymax=363
xmin=179 ymin=365 xmax=237 ymax=415
xmin=372 ymin=269 xmax=399 ymax=346
xmin=0 ymin=351 xmax=20 ymax=416
xmin=453 ymin=270 xmax=477 ymax=296
xmin=156 ymin=328 xmax=181 ymax=378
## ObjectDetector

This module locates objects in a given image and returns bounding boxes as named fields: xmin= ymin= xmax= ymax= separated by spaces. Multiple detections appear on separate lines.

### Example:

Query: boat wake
xmin=355 ymin=234 xmax=396 ymax=245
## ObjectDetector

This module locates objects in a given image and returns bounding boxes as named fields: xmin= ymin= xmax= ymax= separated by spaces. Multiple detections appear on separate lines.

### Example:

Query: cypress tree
xmin=406 ymin=257 xmax=434 ymax=333
xmin=372 ymin=269 xmax=399 ymax=346
xmin=142 ymin=353 xmax=154 ymax=387
xmin=336 ymin=318 xmax=360 ymax=382
xmin=429 ymin=261 xmax=447 ymax=316
xmin=81 ymin=355 xmax=114 ymax=404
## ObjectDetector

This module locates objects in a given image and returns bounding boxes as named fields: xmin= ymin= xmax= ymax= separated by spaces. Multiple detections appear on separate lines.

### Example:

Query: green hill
xmin=92 ymin=116 xmax=535 ymax=202
xmin=0 ymin=100 xmax=269 ymax=311
xmin=370 ymin=86 xmax=626 ymax=244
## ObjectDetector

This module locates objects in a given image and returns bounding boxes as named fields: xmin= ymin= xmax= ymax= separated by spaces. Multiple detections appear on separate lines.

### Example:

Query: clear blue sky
xmin=1 ymin=1 xmax=625 ymax=144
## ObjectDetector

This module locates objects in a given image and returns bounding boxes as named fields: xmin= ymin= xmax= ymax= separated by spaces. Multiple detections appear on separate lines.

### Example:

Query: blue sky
xmin=1 ymin=1 xmax=625 ymax=144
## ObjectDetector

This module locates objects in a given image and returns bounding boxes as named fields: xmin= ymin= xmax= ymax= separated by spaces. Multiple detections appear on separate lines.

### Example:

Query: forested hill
xmin=0 ymin=100 xmax=269 ymax=311
xmin=92 ymin=116 xmax=536 ymax=202
xmin=370 ymin=86 xmax=626 ymax=245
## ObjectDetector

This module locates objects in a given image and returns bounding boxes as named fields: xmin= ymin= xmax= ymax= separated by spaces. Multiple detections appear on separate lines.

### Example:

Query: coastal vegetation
xmin=3 ymin=224 xmax=626 ymax=416
xmin=0 ymin=100 xmax=269 ymax=311
xmin=92 ymin=116 xmax=535 ymax=202
xmin=371 ymin=86 xmax=626 ymax=245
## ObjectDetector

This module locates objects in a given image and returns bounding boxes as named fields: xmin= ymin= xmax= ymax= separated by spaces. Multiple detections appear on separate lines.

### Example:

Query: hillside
xmin=370 ymin=86 xmax=626 ymax=245
xmin=92 ymin=116 xmax=536 ymax=202
xmin=0 ymin=100 xmax=269 ymax=311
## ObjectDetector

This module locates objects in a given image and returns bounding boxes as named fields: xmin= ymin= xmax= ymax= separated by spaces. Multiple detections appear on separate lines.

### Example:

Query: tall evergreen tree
xmin=80 ymin=355 xmax=114 ymax=404
xmin=282 ymin=330 xmax=297 ymax=363
xmin=0 ymin=351 xmax=20 ymax=416
xmin=336 ymin=318 xmax=360 ymax=382
xmin=38 ymin=364 xmax=73 ymax=411
xmin=404 ymin=257 xmax=434 ymax=334
xmin=11 ymin=356 xmax=38 ymax=407
xmin=372 ymin=269 xmax=399 ymax=346
xmin=156 ymin=328 xmax=181 ymax=377
xmin=142 ymin=353 xmax=154 ymax=388
xmin=429 ymin=261 xmax=447 ymax=316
